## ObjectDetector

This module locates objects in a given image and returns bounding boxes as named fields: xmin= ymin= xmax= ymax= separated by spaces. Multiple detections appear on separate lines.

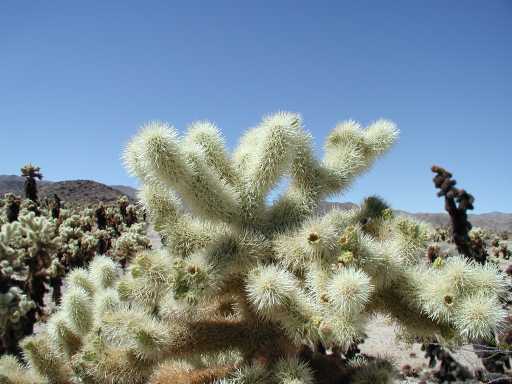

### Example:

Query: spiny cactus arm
xmin=124 ymin=122 xmax=241 ymax=223
xmin=0 ymin=222 xmax=25 ymax=269
xmin=88 ymin=255 xmax=121 ymax=290
xmin=0 ymin=354 xmax=44 ymax=384
xmin=72 ymin=343 xmax=155 ymax=384
xmin=324 ymin=267 xmax=374 ymax=314
xmin=2 ymin=193 xmax=21 ymax=223
xmin=273 ymin=358 xmax=315 ymax=384
xmin=240 ymin=112 xmax=301 ymax=198
xmin=273 ymin=208 xmax=360 ymax=272
xmin=123 ymin=248 xmax=242 ymax=315
xmin=61 ymin=286 xmax=94 ymax=336
xmin=365 ymin=227 xmax=506 ymax=342
xmin=367 ymin=285 xmax=451 ymax=340
xmin=374 ymin=256 xmax=508 ymax=341
xmin=273 ymin=207 xmax=400 ymax=286
xmin=183 ymin=120 xmax=240 ymax=185
xmin=246 ymin=263 xmax=374 ymax=349
xmin=66 ymin=268 xmax=96 ymax=295
xmin=123 ymin=237 xmax=265 ymax=314
xmin=245 ymin=264 xmax=327 ymax=346
xmin=184 ymin=145 xmax=241 ymax=222
xmin=265 ymin=186 xmax=322 ymax=231
xmin=356 ymin=195 xmax=392 ymax=236
xmin=181 ymin=229 xmax=272 ymax=287
xmin=232 ymin=124 xmax=264 ymax=176
xmin=322 ymin=120 xmax=398 ymax=195
xmin=94 ymin=288 xmax=121 ymax=317
xmin=138 ymin=181 xmax=229 ymax=259
xmin=274 ymin=207 xmax=432 ymax=285
xmin=267 ymin=120 xmax=398 ymax=229
xmin=264 ymin=129 xmax=328 ymax=230
xmin=161 ymin=215 xmax=219 ymax=259
xmin=46 ymin=312 xmax=83 ymax=357
xmin=20 ymin=164 xmax=42 ymax=180
xmin=138 ymin=175 xmax=183 ymax=232
xmin=385 ymin=215 xmax=432 ymax=266
xmin=20 ymin=334 xmax=72 ymax=384
xmin=118 ymin=250 xmax=174 ymax=308
xmin=263 ymin=203 xmax=507 ymax=346
xmin=100 ymin=307 xmax=174 ymax=360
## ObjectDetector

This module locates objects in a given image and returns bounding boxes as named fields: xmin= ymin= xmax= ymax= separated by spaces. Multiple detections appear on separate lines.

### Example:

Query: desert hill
xmin=39 ymin=180 xmax=134 ymax=204
xmin=109 ymin=185 xmax=138 ymax=199
xmin=0 ymin=175 xmax=135 ymax=204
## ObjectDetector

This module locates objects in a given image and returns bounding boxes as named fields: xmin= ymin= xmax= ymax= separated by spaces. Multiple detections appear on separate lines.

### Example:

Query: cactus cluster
xmin=491 ymin=238 xmax=511 ymax=261
xmin=0 ymin=187 xmax=150 ymax=356
xmin=0 ymin=113 xmax=509 ymax=383
xmin=20 ymin=164 xmax=43 ymax=203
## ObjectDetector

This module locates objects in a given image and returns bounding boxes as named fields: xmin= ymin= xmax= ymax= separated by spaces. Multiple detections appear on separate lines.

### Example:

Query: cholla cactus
xmin=2 ymin=193 xmax=21 ymax=223
xmin=0 ymin=286 xmax=36 ymax=355
xmin=431 ymin=165 xmax=489 ymax=264
xmin=116 ymin=195 xmax=140 ymax=227
xmin=0 ymin=193 xmax=150 ymax=357
xmin=432 ymin=226 xmax=450 ymax=243
xmin=1 ymin=112 xmax=508 ymax=383
xmin=112 ymin=223 xmax=151 ymax=267
xmin=118 ymin=195 xmax=129 ymax=219
xmin=48 ymin=194 xmax=61 ymax=219
xmin=0 ymin=210 xmax=57 ymax=355
xmin=95 ymin=202 xmax=107 ymax=229
xmin=125 ymin=204 xmax=139 ymax=227
xmin=20 ymin=164 xmax=43 ymax=203
xmin=493 ymin=241 xmax=511 ymax=260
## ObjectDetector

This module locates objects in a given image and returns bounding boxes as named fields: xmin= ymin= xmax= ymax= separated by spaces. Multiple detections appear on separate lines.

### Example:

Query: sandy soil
xmin=361 ymin=315 xmax=483 ymax=372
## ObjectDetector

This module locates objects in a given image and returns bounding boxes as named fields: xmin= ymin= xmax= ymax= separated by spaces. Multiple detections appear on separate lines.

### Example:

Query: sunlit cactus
xmin=0 ymin=210 xmax=57 ymax=355
xmin=0 ymin=193 xmax=150 ymax=357
xmin=111 ymin=223 xmax=151 ymax=267
xmin=1 ymin=112 xmax=508 ymax=383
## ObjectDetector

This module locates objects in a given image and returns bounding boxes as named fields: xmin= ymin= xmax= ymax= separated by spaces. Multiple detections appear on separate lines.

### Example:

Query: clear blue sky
xmin=1 ymin=1 xmax=510 ymax=213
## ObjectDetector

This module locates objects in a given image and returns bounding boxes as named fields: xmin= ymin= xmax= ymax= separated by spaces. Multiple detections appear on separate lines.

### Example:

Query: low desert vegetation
xmin=0 ymin=167 xmax=150 ymax=356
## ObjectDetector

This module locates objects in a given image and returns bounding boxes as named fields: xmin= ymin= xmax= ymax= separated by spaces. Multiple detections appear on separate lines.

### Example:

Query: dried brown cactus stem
xmin=431 ymin=165 xmax=485 ymax=263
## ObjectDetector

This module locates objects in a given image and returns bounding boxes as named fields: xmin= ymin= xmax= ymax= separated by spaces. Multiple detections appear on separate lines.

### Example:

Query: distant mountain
xmin=109 ymin=185 xmax=138 ymax=199
xmin=397 ymin=211 xmax=512 ymax=233
xmin=317 ymin=202 xmax=512 ymax=232
xmin=1 ymin=175 xmax=510 ymax=231
xmin=0 ymin=175 xmax=134 ymax=205
xmin=39 ymin=180 xmax=133 ymax=204
xmin=0 ymin=175 xmax=51 ymax=196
